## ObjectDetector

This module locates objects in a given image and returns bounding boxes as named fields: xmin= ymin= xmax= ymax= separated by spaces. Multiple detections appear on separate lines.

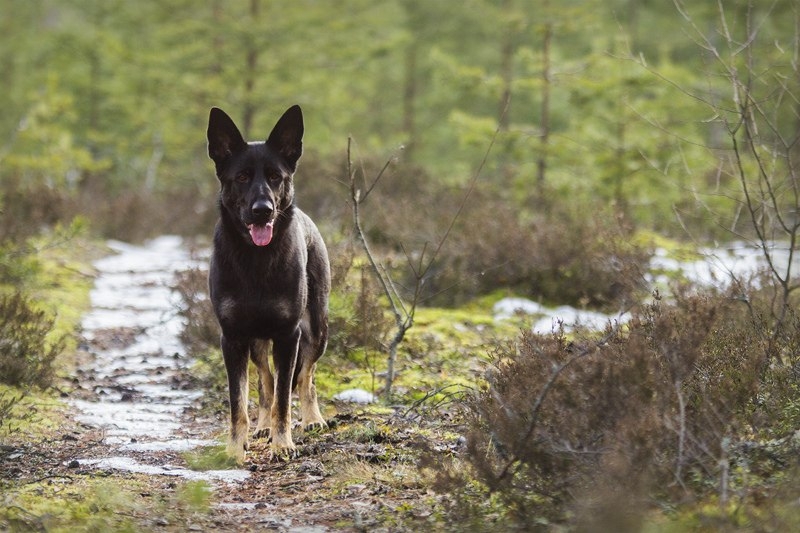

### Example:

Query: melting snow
xmin=494 ymin=240 xmax=799 ymax=334
xmin=71 ymin=236 xmax=249 ymax=482
xmin=333 ymin=389 xmax=375 ymax=404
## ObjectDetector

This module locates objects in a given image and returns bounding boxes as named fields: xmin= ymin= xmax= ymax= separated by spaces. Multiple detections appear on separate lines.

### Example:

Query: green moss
xmin=177 ymin=480 xmax=213 ymax=512
xmin=33 ymin=240 xmax=96 ymax=353
xmin=0 ymin=479 xmax=141 ymax=533
xmin=183 ymin=443 xmax=239 ymax=471
xmin=633 ymin=229 xmax=702 ymax=262
xmin=0 ymin=385 xmax=66 ymax=438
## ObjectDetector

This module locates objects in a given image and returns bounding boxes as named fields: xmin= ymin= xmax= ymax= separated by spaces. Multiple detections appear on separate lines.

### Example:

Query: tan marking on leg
xmin=297 ymin=362 xmax=327 ymax=431
xmin=227 ymin=370 xmax=250 ymax=463
xmin=250 ymin=339 xmax=273 ymax=439
xmin=269 ymin=400 xmax=296 ymax=456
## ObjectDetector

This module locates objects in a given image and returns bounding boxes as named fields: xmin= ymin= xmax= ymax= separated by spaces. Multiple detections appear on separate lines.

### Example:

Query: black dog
xmin=206 ymin=105 xmax=330 ymax=461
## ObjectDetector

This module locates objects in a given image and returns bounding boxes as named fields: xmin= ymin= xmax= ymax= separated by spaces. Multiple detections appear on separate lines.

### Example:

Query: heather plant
xmin=0 ymin=292 xmax=64 ymax=389
xmin=442 ymin=283 xmax=799 ymax=529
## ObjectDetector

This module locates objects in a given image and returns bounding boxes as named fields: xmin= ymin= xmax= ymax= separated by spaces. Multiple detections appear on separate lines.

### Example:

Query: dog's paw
xmin=252 ymin=427 xmax=271 ymax=440
xmin=303 ymin=420 xmax=328 ymax=433
xmin=268 ymin=430 xmax=297 ymax=462
xmin=226 ymin=440 xmax=248 ymax=464
xmin=268 ymin=445 xmax=299 ymax=463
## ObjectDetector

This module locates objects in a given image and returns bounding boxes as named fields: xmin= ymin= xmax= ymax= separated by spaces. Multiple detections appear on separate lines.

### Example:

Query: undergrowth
xmin=434 ymin=283 xmax=800 ymax=530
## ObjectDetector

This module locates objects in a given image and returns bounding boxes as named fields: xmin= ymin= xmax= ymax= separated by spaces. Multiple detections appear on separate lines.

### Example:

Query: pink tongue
xmin=248 ymin=222 xmax=274 ymax=246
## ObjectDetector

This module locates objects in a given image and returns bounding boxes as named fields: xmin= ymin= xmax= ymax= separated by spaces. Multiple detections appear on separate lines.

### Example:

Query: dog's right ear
xmin=207 ymin=107 xmax=247 ymax=168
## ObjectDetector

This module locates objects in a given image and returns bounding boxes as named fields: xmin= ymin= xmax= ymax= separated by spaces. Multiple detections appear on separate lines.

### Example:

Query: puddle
xmin=71 ymin=236 xmax=249 ymax=482
xmin=649 ymin=240 xmax=800 ymax=288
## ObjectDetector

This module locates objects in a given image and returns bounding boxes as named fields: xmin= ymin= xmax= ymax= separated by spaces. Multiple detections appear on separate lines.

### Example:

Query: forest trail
xmin=70 ymin=236 xmax=248 ymax=483
xmin=61 ymin=236 xmax=433 ymax=531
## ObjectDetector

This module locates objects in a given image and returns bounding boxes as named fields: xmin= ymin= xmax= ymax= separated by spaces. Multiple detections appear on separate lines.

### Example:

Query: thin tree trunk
xmin=402 ymin=41 xmax=418 ymax=162
xmin=537 ymin=18 xmax=552 ymax=194
xmin=498 ymin=2 xmax=513 ymax=132
xmin=242 ymin=0 xmax=260 ymax=134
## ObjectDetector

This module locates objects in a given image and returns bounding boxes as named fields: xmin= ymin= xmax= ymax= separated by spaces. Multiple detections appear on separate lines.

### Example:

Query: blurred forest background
xmin=4 ymin=0 xmax=796 ymax=244
xmin=4 ymin=1 xmax=800 ymax=529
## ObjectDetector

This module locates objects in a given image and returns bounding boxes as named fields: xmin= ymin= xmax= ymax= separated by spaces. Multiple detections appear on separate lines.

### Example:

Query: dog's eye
xmin=268 ymin=175 xmax=282 ymax=185
xmin=235 ymin=173 xmax=250 ymax=183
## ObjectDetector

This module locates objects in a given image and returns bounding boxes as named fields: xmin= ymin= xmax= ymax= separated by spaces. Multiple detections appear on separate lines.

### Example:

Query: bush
xmin=428 ymin=188 xmax=651 ymax=308
xmin=174 ymin=266 xmax=218 ymax=355
xmin=348 ymin=164 xmax=652 ymax=309
xmin=438 ymin=283 xmax=800 ymax=529
xmin=0 ymin=292 xmax=64 ymax=389
xmin=172 ymin=264 xmax=228 ymax=400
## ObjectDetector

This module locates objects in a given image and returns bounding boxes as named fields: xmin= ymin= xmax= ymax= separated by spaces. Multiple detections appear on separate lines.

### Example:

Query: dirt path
xmin=46 ymin=237 xmax=442 ymax=531
xmin=69 ymin=236 xmax=248 ymax=484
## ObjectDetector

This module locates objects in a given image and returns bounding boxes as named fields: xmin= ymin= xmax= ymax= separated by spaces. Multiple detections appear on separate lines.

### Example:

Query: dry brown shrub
xmin=442 ymin=286 xmax=779 ymax=528
xmin=174 ymin=266 xmax=218 ymax=355
xmin=355 ymin=178 xmax=651 ymax=309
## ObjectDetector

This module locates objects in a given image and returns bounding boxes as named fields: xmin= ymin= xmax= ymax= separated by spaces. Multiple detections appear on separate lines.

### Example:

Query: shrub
xmin=172 ymin=264 xmax=227 ymax=398
xmin=0 ymin=292 xmax=64 ymax=389
xmin=174 ymin=266 xmax=218 ymax=355
xmin=440 ymin=284 xmax=797 ymax=529
xmin=351 ymin=172 xmax=652 ymax=309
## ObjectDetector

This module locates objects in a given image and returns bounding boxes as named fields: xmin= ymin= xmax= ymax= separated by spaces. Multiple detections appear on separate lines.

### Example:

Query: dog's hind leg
xmin=297 ymin=359 xmax=327 ymax=432
xmin=296 ymin=317 xmax=327 ymax=432
xmin=250 ymin=339 xmax=273 ymax=440
xmin=270 ymin=328 xmax=300 ymax=455
xmin=221 ymin=335 xmax=250 ymax=463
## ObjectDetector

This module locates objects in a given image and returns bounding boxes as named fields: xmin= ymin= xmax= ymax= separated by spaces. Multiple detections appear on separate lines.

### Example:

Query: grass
xmin=183 ymin=443 xmax=239 ymax=471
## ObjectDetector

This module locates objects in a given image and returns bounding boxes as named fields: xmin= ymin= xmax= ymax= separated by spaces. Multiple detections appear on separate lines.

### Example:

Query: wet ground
xmin=70 ymin=236 xmax=249 ymax=484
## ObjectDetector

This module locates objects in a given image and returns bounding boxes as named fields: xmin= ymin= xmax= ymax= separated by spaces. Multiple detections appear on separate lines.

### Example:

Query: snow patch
xmin=333 ymin=389 xmax=375 ymax=404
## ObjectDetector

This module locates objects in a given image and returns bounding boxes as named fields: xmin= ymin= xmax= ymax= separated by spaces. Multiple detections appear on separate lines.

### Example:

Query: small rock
xmin=68 ymin=460 xmax=80 ymax=468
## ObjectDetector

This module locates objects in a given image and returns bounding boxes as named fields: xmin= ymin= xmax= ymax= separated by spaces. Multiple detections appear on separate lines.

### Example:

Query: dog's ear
xmin=207 ymin=107 xmax=247 ymax=167
xmin=266 ymin=105 xmax=304 ymax=172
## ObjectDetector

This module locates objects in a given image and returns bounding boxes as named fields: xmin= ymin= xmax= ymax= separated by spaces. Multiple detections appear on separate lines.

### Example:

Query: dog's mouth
xmin=247 ymin=221 xmax=274 ymax=246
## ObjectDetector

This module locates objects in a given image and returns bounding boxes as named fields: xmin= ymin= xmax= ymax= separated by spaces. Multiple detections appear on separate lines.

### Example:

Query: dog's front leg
xmin=221 ymin=334 xmax=250 ymax=462
xmin=270 ymin=327 xmax=300 ymax=456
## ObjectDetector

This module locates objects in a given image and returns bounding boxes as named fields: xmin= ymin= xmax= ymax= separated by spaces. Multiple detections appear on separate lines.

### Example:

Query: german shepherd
xmin=206 ymin=105 xmax=330 ymax=462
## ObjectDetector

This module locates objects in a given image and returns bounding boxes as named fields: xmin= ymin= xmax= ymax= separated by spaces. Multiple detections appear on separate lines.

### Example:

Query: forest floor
xmin=0 ymin=237 xmax=465 ymax=532
xmin=0 ymin=386 xmax=457 ymax=532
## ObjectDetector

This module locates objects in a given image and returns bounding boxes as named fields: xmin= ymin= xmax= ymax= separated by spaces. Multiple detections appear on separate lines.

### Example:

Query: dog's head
xmin=207 ymin=105 xmax=303 ymax=247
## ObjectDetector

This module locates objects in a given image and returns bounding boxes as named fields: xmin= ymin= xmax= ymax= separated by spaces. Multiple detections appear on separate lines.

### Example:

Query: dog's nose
xmin=251 ymin=199 xmax=273 ymax=218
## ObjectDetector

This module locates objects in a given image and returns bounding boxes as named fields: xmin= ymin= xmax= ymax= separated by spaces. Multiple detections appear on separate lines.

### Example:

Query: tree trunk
xmin=498 ymin=2 xmax=513 ymax=132
xmin=242 ymin=0 xmax=260 ymax=134
xmin=402 ymin=41 xmax=418 ymax=162
xmin=537 ymin=18 xmax=552 ymax=194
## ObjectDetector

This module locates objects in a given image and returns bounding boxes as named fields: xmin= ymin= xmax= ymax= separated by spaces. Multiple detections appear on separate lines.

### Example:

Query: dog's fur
xmin=206 ymin=105 xmax=330 ymax=461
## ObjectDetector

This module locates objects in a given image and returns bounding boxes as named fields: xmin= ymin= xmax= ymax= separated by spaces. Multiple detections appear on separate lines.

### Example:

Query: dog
xmin=206 ymin=105 xmax=330 ymax=462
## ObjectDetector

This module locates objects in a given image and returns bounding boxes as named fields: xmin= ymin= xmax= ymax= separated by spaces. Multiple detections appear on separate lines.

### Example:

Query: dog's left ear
xmin=266 ymin=105 xmax=304 ymax=173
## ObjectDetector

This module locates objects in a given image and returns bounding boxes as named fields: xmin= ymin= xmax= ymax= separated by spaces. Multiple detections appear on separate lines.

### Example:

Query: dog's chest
xmin=210 ymin=250 xmax=307 ymax=337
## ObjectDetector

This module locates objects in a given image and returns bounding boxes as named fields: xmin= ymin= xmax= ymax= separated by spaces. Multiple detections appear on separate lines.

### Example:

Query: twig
xmin=346 ymin=99 xmax=508 ymax=399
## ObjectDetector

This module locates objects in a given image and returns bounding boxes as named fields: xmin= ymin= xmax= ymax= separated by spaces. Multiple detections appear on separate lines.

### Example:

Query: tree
xmin=667 ymin=0 xmax=800 ymax=343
